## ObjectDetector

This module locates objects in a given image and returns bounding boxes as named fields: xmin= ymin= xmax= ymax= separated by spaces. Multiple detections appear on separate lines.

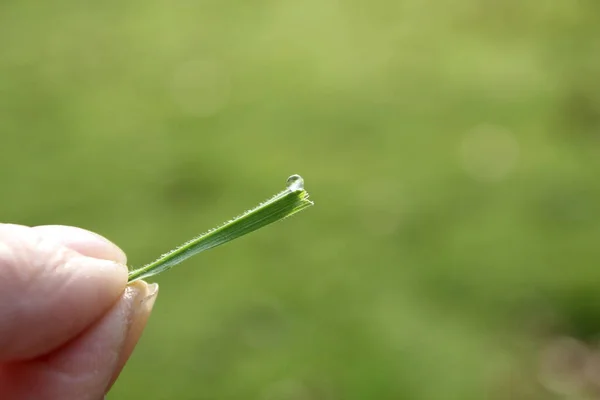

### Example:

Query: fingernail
xmin=105 ymin=281 xmax=159 ymax=393
xmin=123 ymin=281 xmax=158 ymax=329
xmin=141 ymin=283 xmax=159 ymax=313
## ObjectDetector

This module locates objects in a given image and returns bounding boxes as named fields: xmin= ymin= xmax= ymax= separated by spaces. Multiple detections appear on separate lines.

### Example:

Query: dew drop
xmin=286 ymin=174 xmax=304 ymax=191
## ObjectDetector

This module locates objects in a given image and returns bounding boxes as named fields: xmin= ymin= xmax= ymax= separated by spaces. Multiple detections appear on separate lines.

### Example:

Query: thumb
xmin=1 ymin=280 xmax=158 ymax=400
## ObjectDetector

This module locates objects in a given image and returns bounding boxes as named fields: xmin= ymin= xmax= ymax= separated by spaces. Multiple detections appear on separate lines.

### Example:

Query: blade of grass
xmin=127 ymin=174 xmax=313 ymax=282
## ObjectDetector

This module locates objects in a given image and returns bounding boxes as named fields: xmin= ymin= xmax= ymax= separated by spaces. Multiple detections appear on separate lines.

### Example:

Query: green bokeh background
xmin=2 ymin=0 xmax=600 ymax=398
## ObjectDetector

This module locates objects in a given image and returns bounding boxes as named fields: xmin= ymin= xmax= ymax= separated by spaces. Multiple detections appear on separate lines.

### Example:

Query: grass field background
xmin=2 ymin=0 xmax=600 ymax=398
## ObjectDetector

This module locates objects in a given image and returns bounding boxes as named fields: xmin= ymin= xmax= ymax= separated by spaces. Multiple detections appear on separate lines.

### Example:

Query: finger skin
xmin=0 ymin=224 xmax=128 ymax=361
xmin=2 ymin=224 xmax=126 ymax=265
xmin=0 ymin=223 xmax=159 ymax=400
xmin=31 ymin=225 xmax=128 ymax=265
xmin=0 ymin=281 xmax=158 ymax=400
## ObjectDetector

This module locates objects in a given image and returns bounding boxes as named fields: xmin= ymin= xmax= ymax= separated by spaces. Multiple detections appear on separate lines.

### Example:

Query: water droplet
xmin=286 ymin=174 xmax=304 ymax=191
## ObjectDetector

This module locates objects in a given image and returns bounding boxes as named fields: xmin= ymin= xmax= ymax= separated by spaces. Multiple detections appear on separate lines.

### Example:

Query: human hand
xmin=0 ymin=223 xmax=158 ymax=400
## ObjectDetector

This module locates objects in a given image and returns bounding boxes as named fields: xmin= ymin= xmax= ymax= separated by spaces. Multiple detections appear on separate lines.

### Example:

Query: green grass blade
xmin=127 ymin=175 xmax=313 ymax=282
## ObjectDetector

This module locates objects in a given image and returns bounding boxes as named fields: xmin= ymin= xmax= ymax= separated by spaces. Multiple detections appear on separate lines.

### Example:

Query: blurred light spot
xmin=538 ymin=336 xmax=588 ymax=396
xmin=459 ymin=124 xmax=519 ymax=182
xmin=583 ymin=350 xmax=600 ymax=390
xmin=170 ymin=58 xmax=231 ymax=117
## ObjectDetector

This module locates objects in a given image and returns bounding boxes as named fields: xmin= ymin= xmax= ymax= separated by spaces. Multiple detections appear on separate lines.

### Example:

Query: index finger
xmin=0 ymin=224 xmax=128 ymax=362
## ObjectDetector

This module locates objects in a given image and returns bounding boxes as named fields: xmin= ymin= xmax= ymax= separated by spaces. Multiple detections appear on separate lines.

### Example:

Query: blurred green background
xmin=2 ymin=0 xmax=600 ymax=398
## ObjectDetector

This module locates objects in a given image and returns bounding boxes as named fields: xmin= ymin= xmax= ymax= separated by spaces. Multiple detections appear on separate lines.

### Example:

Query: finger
xmin=0 ymin=281 xmax=158 ymax=400
xmin=31 ymin=225 xmax=127 ymax=264
xmin=0 ymin=224 xmax=128 ymax=362
xmin=2 ymin=223 xmax=126 ymax=266
xmin=105 ymin=282 xmax=159 ymax=392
